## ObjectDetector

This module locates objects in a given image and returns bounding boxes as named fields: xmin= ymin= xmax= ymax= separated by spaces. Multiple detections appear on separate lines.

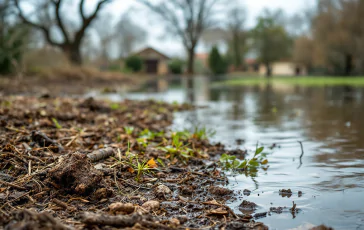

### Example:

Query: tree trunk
xmin=62 ymin=44 xmax=82 ymax=65
xmin=265 ymin=63 xmax=272 ymax=78
xmin=344 ymin=54 xmax=353 ymax=76
xmin=187 ymin=48 xmax=195 ymax=75
xmin=186 ymin=47 xmax=195 ymax=102
xmin=233 ymin=32 xmax=241 ymax=69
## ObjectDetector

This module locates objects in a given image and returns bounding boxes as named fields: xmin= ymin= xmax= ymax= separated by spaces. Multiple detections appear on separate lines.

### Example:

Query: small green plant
xmin=174 ymin=130 xmax=190 ymax=141
xmin=175 ymin=126 xmax=216 ymax=141
xmin=125 ymin=141 xmax=135 ymax=164
xmin=51 ymin=118 xmax=62 ymax=129
xmin=158 ymin=133 xmax=193 ymax=162
xmin=124 ymin=126 xmax=134 ymax=135
xmin=136 ymin=137 xmax=149 ymax=149
xmin=111 ymin=142 xmax=157 ymax=182
xmin=219 ymin=145 xmax=268 ymax=172
xmin=0 ymin=100 xmax=12 ymax=107
xmin=110 ymin=103 xmax=120 ymax=110
xmin=133 ymin=158 xmax=152 ymax=182
xmin=191 ymin=126 xmax=216 ymax=140
xmin=139 ymin=128 xmax=164 ymax=140
xmin=220 ymin=153 xmax=241 ymax=170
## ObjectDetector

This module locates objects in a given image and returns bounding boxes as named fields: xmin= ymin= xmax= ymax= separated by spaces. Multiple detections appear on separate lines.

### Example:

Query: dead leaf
xmin=109 ymin=202 xmax=135 ymax=214
xmin=68 ymin=197 xmax=89 ymax=203
xmin=203 ymin=199 xmax=220 ymax=205
xmin=147 ymin=158 xmax=157 ymax=168
xmin=207 ymin=208 xmax=228 ymax=216
xmin=142 ymin=200 xmax=160 ymax=212
xmin=261 ymin=159 xmax=268 ymax=164
xmin=128 ymin=167 xmax=135 ymax=173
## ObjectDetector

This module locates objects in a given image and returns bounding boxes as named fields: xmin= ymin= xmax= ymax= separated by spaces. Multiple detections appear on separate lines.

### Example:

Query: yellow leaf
xmin=261 ymin=159 xmax=268 ymax=165
xmin=147 ymin=158 xmax=158 ymax=168
xmin=203 ymin=199 xmax=220 ymax=205
xmin=128 ymin=167 xmax=135 ymax=173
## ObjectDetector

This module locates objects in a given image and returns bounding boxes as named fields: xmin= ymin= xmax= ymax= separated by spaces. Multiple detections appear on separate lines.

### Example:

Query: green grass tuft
xmin=221 ymin=76 xmax=364 ymax=87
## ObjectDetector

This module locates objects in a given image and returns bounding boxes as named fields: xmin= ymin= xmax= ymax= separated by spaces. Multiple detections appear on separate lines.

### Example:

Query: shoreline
xmin=0 ymin=96 xmax=269 ymax=229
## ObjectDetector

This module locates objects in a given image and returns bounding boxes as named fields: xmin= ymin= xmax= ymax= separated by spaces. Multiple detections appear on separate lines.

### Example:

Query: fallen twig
xmin=81 ymin=212 xmax=174 ymax=229
xmin=0 ymin=179 xmax=27 ymax=190
xmin=87 ymin=147 xmax=115 ymax=162
xmin=297 ymin=141 xmax=304 ymax=169
xmin=81 ymin=212 xmax=142 ymax=227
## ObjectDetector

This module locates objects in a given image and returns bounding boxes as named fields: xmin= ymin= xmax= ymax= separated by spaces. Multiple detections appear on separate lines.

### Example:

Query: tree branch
xmin=137 ymin=0 xmax=187 ymax=46
xmin=54 ymin=0 xmax=70 ymax=43
xmin=79 ymin=0 xmax=86 ymax=21
xmin=75 ymin=0 xmax=113 ymax=44
xmin=13 ymin=0 xmax=61 ymax=47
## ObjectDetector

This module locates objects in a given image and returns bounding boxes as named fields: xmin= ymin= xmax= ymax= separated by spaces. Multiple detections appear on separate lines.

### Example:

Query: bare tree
xmin=200 ymin=27 xmax=228 ymax=49
xmin=13 ymin=0 xmax=113 ymax=65
xmin=137 ymin=0 xmax=222 ymax=75
xmin=93 ymin=12 xmax=115 ymax=61
xmin=252 ymin=9 xmax=292 ymax=77
xmin=227 ymin=4 xmax=247 ymax=69
xmin=310 ymin=0 xmax=364 ymax=75
xmin=293 ymin=35 xmax=314 ymax=71
xmin=115 ymin=11 xmax=147 ymax=58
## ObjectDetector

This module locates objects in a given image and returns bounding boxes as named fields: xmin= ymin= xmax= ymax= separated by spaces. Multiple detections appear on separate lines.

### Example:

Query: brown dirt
xmin=0 ymin=96 xmax=267 ymax=229
xmin=0 ymin=67 xmax=148 ymax=96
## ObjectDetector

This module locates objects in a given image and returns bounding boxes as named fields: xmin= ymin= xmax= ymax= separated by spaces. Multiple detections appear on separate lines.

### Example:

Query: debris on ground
xmin=279 ymin=188 xmax=293 ymax=197
xmin=309 ymin=225 xmax=334 ymax=230
xmin=0 ymin=96 xmax=267 ymax=229
xmin=239 ymin=200 xmax=258 ymax=212
xmin=243 ymin=189 xmax=251 ymax=196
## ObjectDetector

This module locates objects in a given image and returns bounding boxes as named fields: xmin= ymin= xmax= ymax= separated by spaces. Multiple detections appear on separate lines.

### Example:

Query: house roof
xmin=133 ymin=47 xmax=170 ymax=60
xmin=245 ymin=58 xmax=256 ymax=65
xmin=195 ymin=53 xmax=209 ymax=60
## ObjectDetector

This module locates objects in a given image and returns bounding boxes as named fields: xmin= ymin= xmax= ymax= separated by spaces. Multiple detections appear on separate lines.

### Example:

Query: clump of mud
xmin=209 ymin=186 xmax=233 ymax=196
xmin=239 ymin=200 xmax=258 ymax=212
xmin=48 ymin=153 xmax=103 ymax=195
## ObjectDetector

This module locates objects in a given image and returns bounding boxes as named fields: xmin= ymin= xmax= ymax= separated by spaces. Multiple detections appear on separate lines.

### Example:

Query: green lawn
xmin=222 ymin=76 xmax=364 ymax=87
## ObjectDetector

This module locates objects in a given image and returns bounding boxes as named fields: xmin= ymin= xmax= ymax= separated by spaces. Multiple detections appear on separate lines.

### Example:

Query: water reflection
xmin=171 ymin=77 xmax=364 ymax=229
xmin=92 ymin=76 xmax=364 ymax=229
xmin=206 ymin=84 xmax=364 ymax=168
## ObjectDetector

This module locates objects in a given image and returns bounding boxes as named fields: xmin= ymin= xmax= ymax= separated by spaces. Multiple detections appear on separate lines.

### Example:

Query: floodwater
xmin=90 ymin=77 xmax=364 ymax=230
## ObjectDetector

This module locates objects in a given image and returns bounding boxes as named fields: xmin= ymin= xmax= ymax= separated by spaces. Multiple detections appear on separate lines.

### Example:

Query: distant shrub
xmin=0 ymin=26 xmax=27 ymax=75
xmin=108 ymin=64 xmax=122 ymax=72
xmin=121 ymin=67 xmax=133 ymax=74
xmin=125 ymin=56 xmax=142 ymax=72
xmin=208 ymin=46 xmax=228 ymax=75
xmin=168 ymin=59 xmax=184 ymax=74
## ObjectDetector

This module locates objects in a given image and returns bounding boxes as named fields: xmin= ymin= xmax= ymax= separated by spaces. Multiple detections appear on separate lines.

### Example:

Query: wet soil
xmin=0 ymin=72 xmax=143 ymax=97
xmin=0 ymin=96 xmax=270 ymax=229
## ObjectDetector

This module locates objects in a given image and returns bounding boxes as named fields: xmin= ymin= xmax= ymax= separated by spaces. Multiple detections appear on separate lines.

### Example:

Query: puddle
xmin=90 ymin=77 xmax=364 ymax=229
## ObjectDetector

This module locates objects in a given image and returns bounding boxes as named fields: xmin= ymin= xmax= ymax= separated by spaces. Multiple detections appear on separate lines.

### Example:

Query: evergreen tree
xmin=208 ymin=46 xmax=227 ymax=75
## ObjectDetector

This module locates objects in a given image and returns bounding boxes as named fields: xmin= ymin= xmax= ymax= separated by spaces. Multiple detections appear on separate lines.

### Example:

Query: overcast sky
xmin=96 ymin=0 xmax=316 ymax=57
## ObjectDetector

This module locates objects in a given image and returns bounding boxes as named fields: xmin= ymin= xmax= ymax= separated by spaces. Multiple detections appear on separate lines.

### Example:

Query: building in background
xmin=258 ymin=60 xmax=307 ymax=76
xmin=133 ymin=47 xmax=170 ymax=75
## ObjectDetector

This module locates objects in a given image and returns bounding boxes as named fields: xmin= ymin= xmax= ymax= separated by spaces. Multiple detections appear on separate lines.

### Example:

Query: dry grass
xmin=0 ymin=65 xmax=149 ymax=96
xmin=0 ymin=48 xmax=154 ymax=96
xmin=27 ymin=66 xmax=133 ymax=81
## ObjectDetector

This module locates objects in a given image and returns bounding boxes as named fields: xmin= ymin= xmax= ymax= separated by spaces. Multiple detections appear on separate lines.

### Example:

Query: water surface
xmin=90 ymin=77 xmax=364 ymax=230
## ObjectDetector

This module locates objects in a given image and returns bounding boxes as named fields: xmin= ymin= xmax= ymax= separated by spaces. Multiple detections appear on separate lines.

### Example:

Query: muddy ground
xmin=0 ymin=96 xmax=273 ymax=230
xmin=0 ymin=70 xmax=146 ymax=96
